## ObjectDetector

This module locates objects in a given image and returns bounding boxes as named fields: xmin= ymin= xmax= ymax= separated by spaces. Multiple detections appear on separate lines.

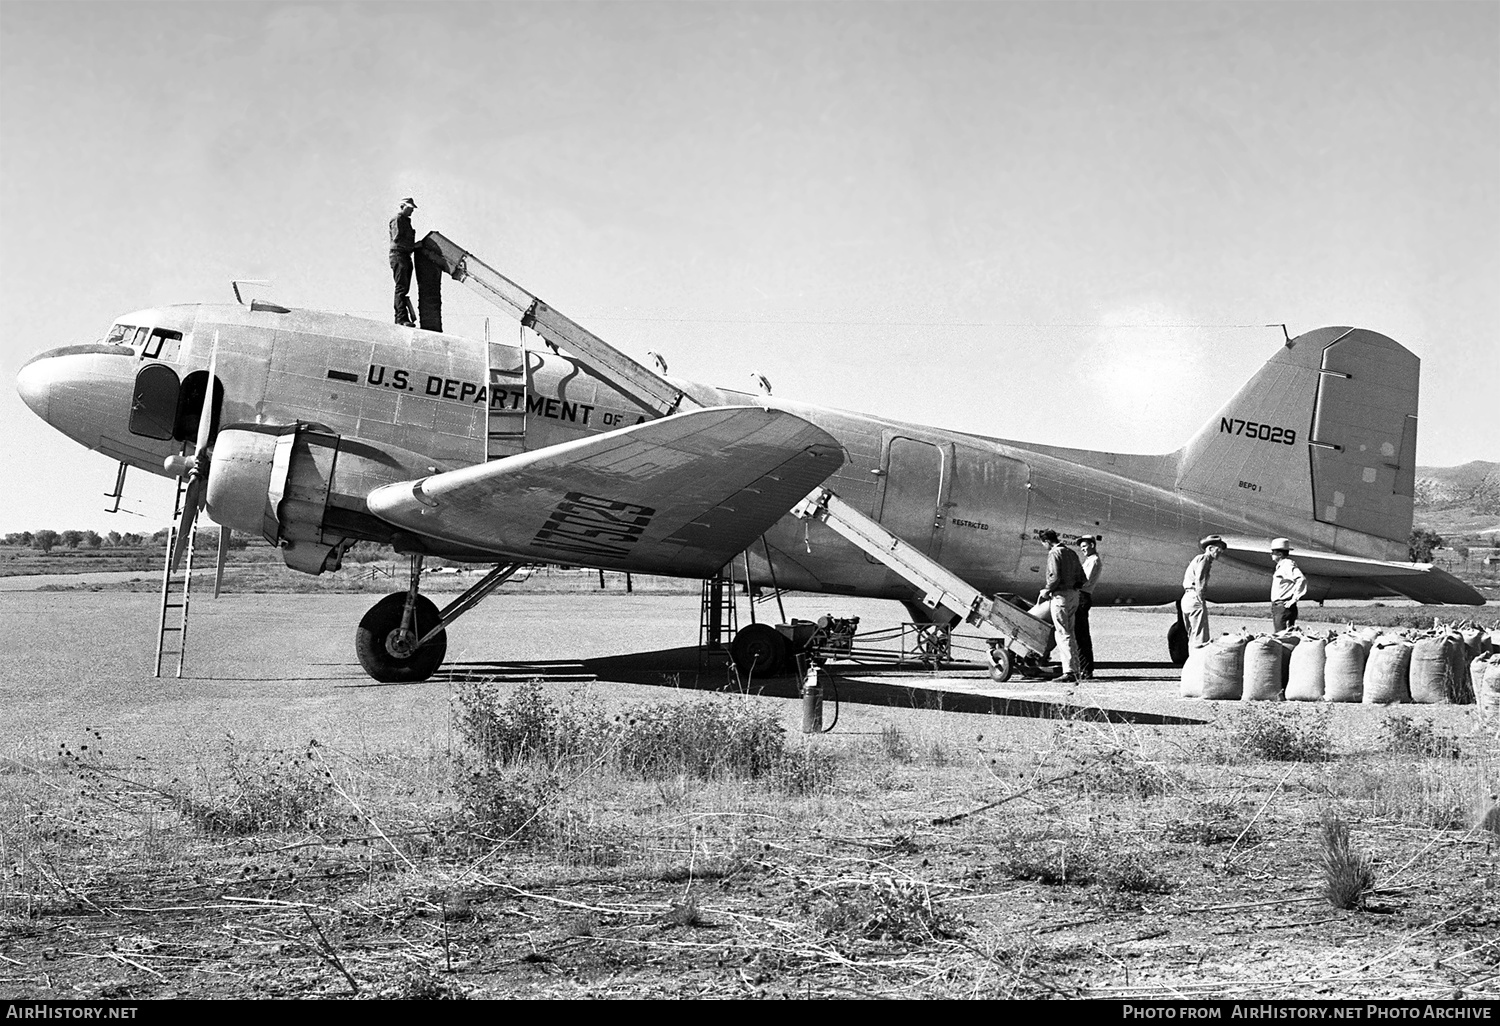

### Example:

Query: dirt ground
xmin=1 ymin=591 xmax=1496 ymax=1000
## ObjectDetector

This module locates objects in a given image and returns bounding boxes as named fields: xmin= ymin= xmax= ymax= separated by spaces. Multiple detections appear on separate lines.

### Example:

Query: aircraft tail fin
xmin=1174 ymin=327 xmax=1419 ymax=553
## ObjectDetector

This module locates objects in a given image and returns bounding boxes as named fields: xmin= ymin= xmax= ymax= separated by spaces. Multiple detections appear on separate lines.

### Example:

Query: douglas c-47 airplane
xmin=16 ymin=233 xmax=1483 ymax=683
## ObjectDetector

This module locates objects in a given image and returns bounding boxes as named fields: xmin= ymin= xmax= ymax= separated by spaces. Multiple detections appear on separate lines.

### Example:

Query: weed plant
xmin=812 ymin=877 xmax=963 ymax=944
xmin=1319 ymin=810 xmax=1375 ymax=910
xmin=1230 ymin=706 xmax=1333 ymax=762
xmin=1381 ymin=714 xmax=1463 ymax=760
xmin=878 ymin=724 xmax=915 ymax=764
xmin=188 ymin=739 xmax=336 ymax=835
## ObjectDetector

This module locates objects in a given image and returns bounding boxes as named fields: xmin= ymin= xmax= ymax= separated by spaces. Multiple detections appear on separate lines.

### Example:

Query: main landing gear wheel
xmin=1167 ymin=598 xmax=1189 ymax=667
xmin=986 ymin=644 xmax=1014 ymax=683
xmin=356 ymin=592 xmax=448 ymax=683
xmin=731 ymin=623 xmax=789 ymax=678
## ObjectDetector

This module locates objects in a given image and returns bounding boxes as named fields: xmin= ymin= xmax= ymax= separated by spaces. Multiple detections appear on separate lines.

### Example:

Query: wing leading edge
xmin=367 ymin=406 xmax=845 ymax=576
xmin=1217 ymin=537 xmax=1485 ymax=605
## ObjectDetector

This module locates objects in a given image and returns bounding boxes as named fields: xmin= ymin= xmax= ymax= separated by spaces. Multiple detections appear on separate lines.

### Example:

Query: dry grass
xmin=1 ymin=690 xmax=1497 ymax=1000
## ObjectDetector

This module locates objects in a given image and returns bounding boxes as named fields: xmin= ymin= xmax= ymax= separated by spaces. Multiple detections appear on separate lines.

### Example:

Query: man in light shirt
xmin=1181 ymin=535 xmax=1226 ymax=646
xmin=1269 ymin=538 xmax=1307 ymax=631
xmin=1075 ymin=535 xmax=1103 ymax=680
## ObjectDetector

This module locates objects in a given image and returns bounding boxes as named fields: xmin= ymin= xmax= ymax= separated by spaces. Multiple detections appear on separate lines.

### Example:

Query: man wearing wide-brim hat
xmin=1181 ymin=535 xmax=1226 ymax=646
xmin=389 ymin=197 xmax=418 ymax=327
xmin=1269 ymin=538 xmax=1307 ymax=632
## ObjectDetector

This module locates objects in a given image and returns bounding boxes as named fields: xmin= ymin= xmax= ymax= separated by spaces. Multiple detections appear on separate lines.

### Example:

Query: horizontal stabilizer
xmin=1216 ymin=536 xmax=1485 ymax=605
xmin=367 ymin=406 xmax=845 ymax=576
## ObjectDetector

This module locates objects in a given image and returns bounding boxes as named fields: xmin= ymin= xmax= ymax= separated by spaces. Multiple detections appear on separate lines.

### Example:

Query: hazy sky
xmin=1 ymin=1 xmax=1495 ymax=535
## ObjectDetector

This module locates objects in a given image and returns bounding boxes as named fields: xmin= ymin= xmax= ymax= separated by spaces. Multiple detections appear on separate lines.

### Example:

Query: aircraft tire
xmin=730 ymin=623 xmax=788 ymax=678
xmin=986 ymin=645 xmax=1014 ymax=683
xmin=1167 ymin=618 xmax=1189 ymax=668
xmin=355 ymin=592 xmax=448 ymax=683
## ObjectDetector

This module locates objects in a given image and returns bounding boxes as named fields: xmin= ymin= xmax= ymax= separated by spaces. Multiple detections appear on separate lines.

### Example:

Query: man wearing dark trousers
xmin=1075 ymin=535 xmax=1103 ymax=680
xmin=389 ymin=197 xmax=418 ymax=326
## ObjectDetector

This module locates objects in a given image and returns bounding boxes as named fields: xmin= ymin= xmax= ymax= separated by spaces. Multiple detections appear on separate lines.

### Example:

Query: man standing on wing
xmin=1269 ymin=538 xmax=1307 ymax=631
xmin=1038 ymin=529 xmax=1086 ymax=684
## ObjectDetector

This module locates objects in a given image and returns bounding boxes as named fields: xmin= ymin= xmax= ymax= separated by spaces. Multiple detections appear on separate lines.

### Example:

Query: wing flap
xmin=367 ymin=406 xmax=844 ymax=575
xmin=1218 ymin=536 xmax=1485 ymax=605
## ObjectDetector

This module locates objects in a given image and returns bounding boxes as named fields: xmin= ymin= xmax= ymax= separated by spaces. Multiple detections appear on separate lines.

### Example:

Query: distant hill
xmin=1414 ymin=460 xmax=1500 ymax=537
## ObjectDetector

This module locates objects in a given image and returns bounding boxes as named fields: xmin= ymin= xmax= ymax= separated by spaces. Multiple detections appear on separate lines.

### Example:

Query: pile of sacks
xmin=1180 ymin=622 xmax=1500 ymax=712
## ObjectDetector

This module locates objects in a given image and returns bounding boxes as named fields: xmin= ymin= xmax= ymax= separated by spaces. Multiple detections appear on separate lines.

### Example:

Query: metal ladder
xmin=698 ymin=572 xmax=739 ymax=676
xmin=154 ymin=479 xmax=196 ymax=678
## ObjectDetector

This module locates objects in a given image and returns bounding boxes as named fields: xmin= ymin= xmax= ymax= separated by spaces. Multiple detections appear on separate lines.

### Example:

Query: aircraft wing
xmin=1218 ymin=537 xmax=1485 ymax=605
xmin=366 ymin=406 xmax=845 ymax=576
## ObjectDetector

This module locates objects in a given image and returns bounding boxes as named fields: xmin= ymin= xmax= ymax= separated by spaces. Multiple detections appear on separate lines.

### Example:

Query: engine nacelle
xmin=206 ymin=425 xmax=350 ymax=574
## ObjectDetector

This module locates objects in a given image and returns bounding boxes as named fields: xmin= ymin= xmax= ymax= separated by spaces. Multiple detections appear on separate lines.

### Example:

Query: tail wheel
xmin=986 ymin=645 xmax=1014 ymax=683
xmin=355 ymin=592 xmax=447 ymax=683
xmin=730 ymin=623 xmax=789 ymax=677
xmin=1167 ymin=599 xmax=1189 ymax=667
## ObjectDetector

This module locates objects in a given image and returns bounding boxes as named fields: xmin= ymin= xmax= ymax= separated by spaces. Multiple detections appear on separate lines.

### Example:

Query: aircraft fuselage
xmin=16 ymin=302 xmax=1418 ymax=607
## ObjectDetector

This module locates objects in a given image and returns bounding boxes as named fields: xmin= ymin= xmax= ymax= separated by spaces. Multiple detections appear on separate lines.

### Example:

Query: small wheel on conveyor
xmin=986 ymin=644 xmax=1014 ymax=683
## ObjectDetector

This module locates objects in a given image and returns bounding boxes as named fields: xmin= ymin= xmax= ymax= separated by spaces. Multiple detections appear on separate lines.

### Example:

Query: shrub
xmin=814 ymin=878 xmax=963 ymax=944
xmin=452 ymin=682 xmax=800 ymax=783
xmin=1380 ymin=714 xmax=1463 ymax=760
xmin=454 ymin=680 xmax=567 ymax=768
xmin=188 ymin=739 xmax=335 ymax=835
xmin=994 ymin=841 xmax=1097 ymax=886
xmin=771 ymin=746 xmax=838 ymax=795
xmin=878 ymin=724 xmax=915 ymax=764
xmin=1231 ymin=706 xmax=1332 ymax=762
xmin=1164 ymin=800 xmax=1261 ymax=847
xmin=619 ymin=700 xmax=787 ymax=779
xmin=454 ymin=766 xmax=554 ymax=842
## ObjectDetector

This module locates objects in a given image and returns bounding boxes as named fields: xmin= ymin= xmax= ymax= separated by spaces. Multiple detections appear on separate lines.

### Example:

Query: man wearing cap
xmin=1181 ymin=535 xmax=1226 ymax=646
xmin=1038 ymin=529 xmax=1086 ymax=683
xmin=1269 ymin=538 xmax=1307 ymax=631
xmin=1076 ymin=536 xmax=1103 ymax=680
xmin=389 ymin=197 xmax=418 ymax=327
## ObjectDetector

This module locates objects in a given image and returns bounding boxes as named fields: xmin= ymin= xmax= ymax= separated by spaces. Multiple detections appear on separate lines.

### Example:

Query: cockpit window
xmin=104 ymin=323 xmax=136 ymax=346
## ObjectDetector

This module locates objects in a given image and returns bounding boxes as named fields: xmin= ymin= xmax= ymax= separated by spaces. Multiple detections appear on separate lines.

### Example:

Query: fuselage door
xmin=871 ymin=435 xmax=949 ymax=562
xmin=129 ymin=363 xmax=180 ymax=440
xmin=486 ymin=340 xmax=527 ymax=460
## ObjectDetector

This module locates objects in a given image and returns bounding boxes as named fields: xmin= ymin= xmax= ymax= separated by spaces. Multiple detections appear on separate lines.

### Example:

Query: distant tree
xmin=60 ymin=529 xmax=83 ymax=549
xmin=34 ymin=530 xmax=58 ymax=554
xmin=1408 ymin=527 xmax=1444 ymax=562
xmin=105 ymin=531 xmax=122 ymax=548
xmin=151 ymin=528 xmax=171 ymax=543
xmin=121 ymin=532 xmax=144 ymax=546
xmin=81 ymin=530 xmax=102 ymax=549
xmin=3 ymin=532 xmax=32 ymax=547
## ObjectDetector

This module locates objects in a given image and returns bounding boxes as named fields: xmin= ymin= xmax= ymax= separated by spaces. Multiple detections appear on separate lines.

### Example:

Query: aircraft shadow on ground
xmin=433 ymin=646 xmax=1206 ymax=726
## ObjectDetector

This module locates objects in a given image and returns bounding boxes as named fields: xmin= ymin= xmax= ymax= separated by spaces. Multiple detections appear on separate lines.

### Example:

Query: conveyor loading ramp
xmin=792 ymin=487 xmax=1054 ymax=660
xmin=420 ymin=232 xmax=700 ymax=420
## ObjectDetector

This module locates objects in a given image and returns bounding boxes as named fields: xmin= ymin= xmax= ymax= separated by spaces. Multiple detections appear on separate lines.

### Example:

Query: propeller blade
xmin=195 ymin=332 xmax=219 ymax=454
xmin=168 ymin=477 xmax=204 ymax=573
xmin=214 ymin=525 xmax=230 ymax=598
